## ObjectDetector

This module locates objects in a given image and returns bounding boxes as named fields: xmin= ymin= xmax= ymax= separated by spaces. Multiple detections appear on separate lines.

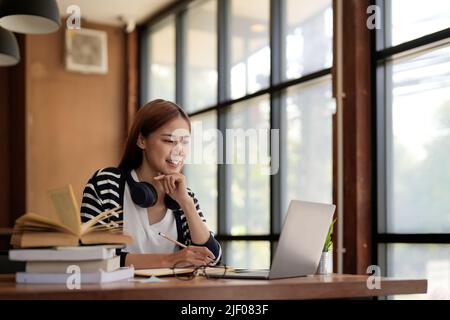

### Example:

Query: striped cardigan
xmin=80 ymin=167 xmax=222 ymax=266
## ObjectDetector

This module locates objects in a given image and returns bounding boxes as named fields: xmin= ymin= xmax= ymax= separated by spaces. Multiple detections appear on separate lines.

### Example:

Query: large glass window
xmin=224 ymin=241 xmax=271 ymax=269
xmin=226 ymin=96 xmax=270 ymax=235
xmin=230 ymin=0 xmax=270 ymax=99
xmin=387 ymin=0 xmax=450 ymax=47
xmin=184 ymin=0 xmax=217 ymax=112
xmin=147 ymin=16 xmax=175 ymax=101
xmin=283 ymin=77 xmax=335 ymax=217
xmin=183 ymin=111 xmax=218 ymax=233
xmin=386 ymin=45 xmax=450 ymax=233
xmin=285 ymin=0 xmax=333 ymax=80
xmin=382 ymin=244 xmax=450 ymax=300
xmin=377 ymin=0 xmax=450 ymax=300
xmin=141 ymin=0 xmax=334 ymax=270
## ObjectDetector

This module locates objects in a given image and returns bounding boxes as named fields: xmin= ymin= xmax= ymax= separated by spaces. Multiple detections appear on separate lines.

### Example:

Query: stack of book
xmin=8 ymin=185 xmax=134 ymax=284
xmin=9 ymin=245 xmax=134 ymax=284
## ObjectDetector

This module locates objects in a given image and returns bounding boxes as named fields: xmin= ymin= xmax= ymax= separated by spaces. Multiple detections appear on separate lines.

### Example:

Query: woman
xmin=80 ymin=99 xmax=221 ymax=269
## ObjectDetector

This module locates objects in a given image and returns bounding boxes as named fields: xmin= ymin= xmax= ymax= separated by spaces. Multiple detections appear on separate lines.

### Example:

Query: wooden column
xmin=333 ymin=0 xmax=373 ymax=274
xmin=126 ymin=29 xmax=138 ymax=132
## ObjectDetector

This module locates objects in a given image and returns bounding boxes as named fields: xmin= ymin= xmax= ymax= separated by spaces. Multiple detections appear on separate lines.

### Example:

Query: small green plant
xmin=323 ymin=218 xmax=337 ymax=252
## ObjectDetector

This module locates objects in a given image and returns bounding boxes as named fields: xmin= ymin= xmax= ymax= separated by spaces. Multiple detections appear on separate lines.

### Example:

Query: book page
xmin=12 ymin=231 xmax=79 ymax=248
xmin=14 ymin=212 xmax=76 ymax=235
xmin=80 ymin=230 xmax=133 ymax=245
xmin=48 ymin=185 xmax=81 ymax=236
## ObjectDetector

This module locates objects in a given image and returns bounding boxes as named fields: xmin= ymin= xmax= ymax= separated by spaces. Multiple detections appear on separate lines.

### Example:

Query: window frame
xmin=139 ymin=0 xmax=335 ymax=266
xmin=373 ymin=0 xmax=450 ymax=280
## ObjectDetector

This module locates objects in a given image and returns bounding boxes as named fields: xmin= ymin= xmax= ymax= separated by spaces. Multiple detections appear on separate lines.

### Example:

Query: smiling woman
xmin=80 ymin=99 xmax=222 ymax=269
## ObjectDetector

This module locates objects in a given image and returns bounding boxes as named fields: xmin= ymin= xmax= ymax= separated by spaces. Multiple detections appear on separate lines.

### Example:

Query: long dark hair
xmin=118 ymin=99 xmax=191 ymax=170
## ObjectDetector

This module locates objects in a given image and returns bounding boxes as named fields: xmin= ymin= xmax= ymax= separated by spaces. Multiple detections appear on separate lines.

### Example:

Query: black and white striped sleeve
xmin=80 ymin=167 xmax=128 ymax=267
xmin=94 ymin=168 xmax=122 ymax=212
xmin=80 ymin=167 xmax=123 ymax=223
xmin=188 ymin=189 xmax=207 ymax=223
xmin=186 ymin=189 xmax=222 ymax=264
xmin=80 ymin=170 xmax=105 ymax=223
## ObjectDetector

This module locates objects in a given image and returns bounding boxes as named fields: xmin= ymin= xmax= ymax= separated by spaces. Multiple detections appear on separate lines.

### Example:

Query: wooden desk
xmin=0 ymin=274 xmax=426 ymax=300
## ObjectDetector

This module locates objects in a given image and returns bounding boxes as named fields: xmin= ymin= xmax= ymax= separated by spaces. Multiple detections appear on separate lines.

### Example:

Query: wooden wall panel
xmin=26 ymin=23 xmax=127 ymax=218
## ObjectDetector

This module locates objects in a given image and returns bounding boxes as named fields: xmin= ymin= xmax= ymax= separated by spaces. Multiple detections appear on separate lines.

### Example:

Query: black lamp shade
xmin=0 ymin=0 xmax=60 ymax=34
xmin=0 ymin=26 xmax=19 ymax=66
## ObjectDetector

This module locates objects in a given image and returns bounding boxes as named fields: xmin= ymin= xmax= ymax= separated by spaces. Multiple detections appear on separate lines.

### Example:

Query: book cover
xmin=9 ymin=244 xmax=121 ymax=261
xmin=16 ymin=267 xmax=134 ymax=284
xmin=26 ymin=256 xmax=120 ymax=273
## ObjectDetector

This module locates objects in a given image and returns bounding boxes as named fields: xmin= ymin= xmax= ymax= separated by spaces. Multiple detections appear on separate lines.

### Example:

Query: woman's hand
xmin=170 ymin=246 xmax=216 ymax=267
xmin=154 ymin=173 xmax=192 ymax=206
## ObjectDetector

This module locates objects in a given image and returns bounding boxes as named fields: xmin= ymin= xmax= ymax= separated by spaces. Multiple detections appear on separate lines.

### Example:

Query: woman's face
xmin=138 ymin=117 xmax=191 ymax=175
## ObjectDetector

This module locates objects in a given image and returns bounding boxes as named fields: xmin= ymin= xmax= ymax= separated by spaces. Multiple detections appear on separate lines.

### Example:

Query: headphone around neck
xmin=125 ymin=170 xmax=180 ymax=210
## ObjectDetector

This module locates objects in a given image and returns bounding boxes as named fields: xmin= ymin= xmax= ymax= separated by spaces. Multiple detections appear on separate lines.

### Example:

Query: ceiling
xmin=55 ymin=0 xmax=175 ymax=26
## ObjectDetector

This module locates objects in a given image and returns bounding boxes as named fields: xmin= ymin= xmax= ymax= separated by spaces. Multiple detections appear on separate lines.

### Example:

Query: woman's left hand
xmin=154 ymin=173 xmax=191 ymax=206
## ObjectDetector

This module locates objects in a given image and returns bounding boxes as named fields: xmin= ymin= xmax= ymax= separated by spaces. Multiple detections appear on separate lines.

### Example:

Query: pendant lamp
xmin=0 ymin=0 xmax=60 ymax=34
xmin=0 ymin=26 xmax=19 ymax=66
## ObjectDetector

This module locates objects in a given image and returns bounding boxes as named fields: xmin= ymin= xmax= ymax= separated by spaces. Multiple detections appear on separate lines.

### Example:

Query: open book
xmin=10 ymin=185 xmax=133 ymax=248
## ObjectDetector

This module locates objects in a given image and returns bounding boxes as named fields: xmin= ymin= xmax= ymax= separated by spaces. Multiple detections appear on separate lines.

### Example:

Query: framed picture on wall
xmin=65 ymin=28 xmax=108 ymax=74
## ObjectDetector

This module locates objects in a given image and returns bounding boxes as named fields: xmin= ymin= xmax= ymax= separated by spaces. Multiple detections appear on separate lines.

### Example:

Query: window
xmin=226 ymin=96 xmax=270 ymax=235
xmin=230 ymin=0 xmax=270 ymax=99
xmin=285 ymin=0 xmax=333 ymax=80
xmin=386 ymin=45 xmax=450 ymax=234
xmin=283 ymin=77 xmax=335 ymax=217
xmin=387 ymin=0 xmax=450 ymax=47
xmin=184 ymin=0 xmax=217 ymax=112
xmin=224 ymin=241 xmax=271 ymax=269
xmin=141 ymin=0 xmax=334 ymax=269
xmin=376 ymin=0 xmax=450 ymax=299
xmin=380 ymin=244 xmax=450 ymax=300
xmin=183 ymin=111 xmax=218 ymax=233
xmin=146 ymin=16 xmax=175 ymax=102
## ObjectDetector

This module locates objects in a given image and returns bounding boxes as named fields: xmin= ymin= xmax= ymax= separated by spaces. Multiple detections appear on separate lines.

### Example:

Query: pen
xmin=158 ymin=232 xmax=187 ymax=248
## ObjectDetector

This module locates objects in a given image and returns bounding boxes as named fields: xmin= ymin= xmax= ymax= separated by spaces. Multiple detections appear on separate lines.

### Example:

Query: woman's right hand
xmin=170 ymin=246 xmax=215 ymax=267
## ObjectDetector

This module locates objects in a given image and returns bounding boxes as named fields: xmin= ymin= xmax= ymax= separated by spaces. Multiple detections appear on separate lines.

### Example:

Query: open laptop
xmin=214 ymin=200 xmax=335 ymax=280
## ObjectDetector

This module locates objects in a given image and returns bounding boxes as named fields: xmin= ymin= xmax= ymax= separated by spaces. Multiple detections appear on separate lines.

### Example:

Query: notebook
xmin=134 ymin=266 xmax=232 ymax=278
xmin=134 ymin=268 xmax=194 ymax=277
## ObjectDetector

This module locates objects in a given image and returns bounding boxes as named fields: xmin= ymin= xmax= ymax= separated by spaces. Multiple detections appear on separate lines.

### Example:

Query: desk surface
xmin=0 ymin=274 xmax=427 ymax=300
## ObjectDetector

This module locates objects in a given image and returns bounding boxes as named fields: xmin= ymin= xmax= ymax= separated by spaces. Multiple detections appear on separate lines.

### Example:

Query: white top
xmin=122 ymin=170 xmax=177 ymax=254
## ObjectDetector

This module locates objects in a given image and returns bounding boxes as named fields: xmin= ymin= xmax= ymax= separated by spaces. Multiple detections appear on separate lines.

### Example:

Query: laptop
xmin=214 ymin=200 xmax=335 ymax=280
